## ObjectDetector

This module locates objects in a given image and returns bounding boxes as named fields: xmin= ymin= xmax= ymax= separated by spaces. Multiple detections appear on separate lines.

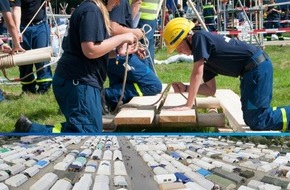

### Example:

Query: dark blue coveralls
xmin=26 ymin=0 xmax=108 ymax=133
xmin=203 ymin=3 xmax=216 ymax=32
xmin=104 ymin=0 xmax=162 ymax=111
xmin=10 ymin=0 xmax=52 ymax=94
xmin=265 ymin=4 xmax=284 ymax=41
xmin=0 ymin=0 xmax=10 ymax=102
xmin=192 ymin=30 xmax=290 ymax=131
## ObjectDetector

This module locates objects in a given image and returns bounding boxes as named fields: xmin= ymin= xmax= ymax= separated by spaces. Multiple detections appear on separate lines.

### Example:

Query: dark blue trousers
xmin=240 ymin=51 xmax=290 ymax=130
xmin=105 ymin=54 xmax=162 ymax=110
xmin=20 ymin=22 xmax=52 ymax=93
xmin=29 ymin=75 xmax=102 ymax=133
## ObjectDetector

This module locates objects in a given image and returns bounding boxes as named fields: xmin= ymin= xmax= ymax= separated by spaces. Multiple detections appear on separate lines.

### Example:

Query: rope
xmin=111 ymin=38 xmax=140 ymax=115
xmin=138 ymin=24 xmax=158 ymax=75
xmin=111 ymin=45 xmax=130 ymax=115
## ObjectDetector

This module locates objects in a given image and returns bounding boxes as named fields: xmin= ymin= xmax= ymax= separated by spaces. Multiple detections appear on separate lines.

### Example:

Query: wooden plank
xmin=159 ymin=93 xmax=196 ymax=123
xmin=114 ymin=95 xmax=162 ymax=125
xmin=114 ymin=110 xmax=155 ymax=125
xmin=215 ymin=89 xmax=250 ymax=131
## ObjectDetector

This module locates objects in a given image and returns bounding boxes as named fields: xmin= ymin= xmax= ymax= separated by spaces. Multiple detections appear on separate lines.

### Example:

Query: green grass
xmin=1 ymin=45 xmax=290 ymax=132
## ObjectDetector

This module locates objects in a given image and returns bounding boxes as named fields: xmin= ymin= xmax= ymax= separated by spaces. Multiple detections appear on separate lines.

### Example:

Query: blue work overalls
xmin=20 ymin=21 xmax=52 ymax=93
xmin=240 ymin=50 xmax=290 ymax=130
xmin=26 ymin=75 xmax=103 ymax=133
xmin=105 ymin=54 xmax=162 ymax=111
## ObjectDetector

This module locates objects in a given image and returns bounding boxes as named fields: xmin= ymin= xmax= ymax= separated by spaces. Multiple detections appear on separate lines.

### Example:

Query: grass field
xmin=0 ymin=45 xmax=290 ymax=132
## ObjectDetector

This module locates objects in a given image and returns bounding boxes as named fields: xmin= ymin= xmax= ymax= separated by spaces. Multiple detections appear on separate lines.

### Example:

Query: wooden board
xmin=159 ymin=93 xmax=196 ymax=123
xmin=113 ymin=94 xmax=162 ymax=125
xmin=215 ymin=89 xmax=250 ymax=131
xmin=114 ymin=110 xmax=155 ymax=125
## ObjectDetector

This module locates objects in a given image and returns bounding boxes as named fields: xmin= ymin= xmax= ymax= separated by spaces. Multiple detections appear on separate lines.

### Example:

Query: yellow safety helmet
xmin=163 ymin=18 xmax=195 ymax=53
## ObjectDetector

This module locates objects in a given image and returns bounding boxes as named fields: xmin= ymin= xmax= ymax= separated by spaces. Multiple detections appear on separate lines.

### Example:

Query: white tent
xmin=160 ymin=153 xmax=175 ymax=162
xmin=54 ymin=162 xmax=70 ymax=171
xmin=153 ymin=167 xmax=168 ymax=175
xmin=184 ymin=182 xmax=207 ymax=190
xmin=23 ymin=159 xmax=36 ymax=167
xmin=114 ymin=161 xmax=127 ymax=176
xmin=164 ymin=164 xmax=179 ymax=173
xmin=72 ymin=173 xmax=92 ymax=190
xmin=188 ymin=164 xmax=201 ymax=171
xmin=50 ymin=179 xmax=72 ymax=190
xmin=103 ymin=150 xmax=112 ymax=160
xmin=184 ymin=150 xmax=201 ymax=158
xmin=22 ymin=166 xmax=39 ymax=177
xmin=5 ymin=173 xmax=28 ymax=187
xmin=142 ymin=153 xmax=154 ymax=162
xmin=63 ymin=154 xmax=75 ymax=164
xmin=191 ymin=159 xmax=215 ymax=170
xmin=114 ymin=176 xmax=128 ymax=188
xmin=92 ymin=182 xmax=109 ymax=190
xmin=30 ymin=172 xmax=58 ymax=190
xmin=0 ymin=171 xmax=9 ymax=182
xmin=0 ymin=183 xmax=8 ymax=190
xmin=238 ymin=185 xmax=255 ymax=190
xmin=247 ymin=180 xmax=264 ymax=189
xmin=113 ymin=150 xmax=123 ymax=161
xmin=8 ymin=164 xmax=26 ymax=175
xmin=84 ymin=160 xmax=98 ymax=173
xmin=154 ymin=174 xmax=176 ymax=184
xmin=91 ymin=149 xmax=102 ymax=160
xmin=185 ymin=171 xmax=214 ymax=190
xmin=222 ymin=163 xmax=237 ymax=173
xmin=97 ymin=160 xmax=111 ymax=175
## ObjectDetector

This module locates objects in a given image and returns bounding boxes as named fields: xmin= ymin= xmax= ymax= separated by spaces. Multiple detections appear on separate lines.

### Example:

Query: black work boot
xmin=14 ymin=115 xmax=32 ymax=132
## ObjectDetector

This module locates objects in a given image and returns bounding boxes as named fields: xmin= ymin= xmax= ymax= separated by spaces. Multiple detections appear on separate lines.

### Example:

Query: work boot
xmin=101 ymin=89 xmax=109 ymax=115
xmin=14 ymin=115 xmax=32 ymax=132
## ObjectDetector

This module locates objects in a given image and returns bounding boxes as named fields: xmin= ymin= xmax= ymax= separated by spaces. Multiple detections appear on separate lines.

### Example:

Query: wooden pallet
xmin=107 ymin=86 xmax=252 ymax=132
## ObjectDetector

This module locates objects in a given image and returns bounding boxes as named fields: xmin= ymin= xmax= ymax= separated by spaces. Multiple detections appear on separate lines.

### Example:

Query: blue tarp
xmin=171 ymin=152 xmax=181 ymax=160
xmin=196 ymin=168 xmax=212 ymax=177
xmin=36 ymin=160 xmax=48 ymax=167
xmin=174 ymin=172 xmax=192 ymax=183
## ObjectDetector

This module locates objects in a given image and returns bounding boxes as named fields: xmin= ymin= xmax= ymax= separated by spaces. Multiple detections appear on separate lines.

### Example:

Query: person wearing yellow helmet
xmin=162 ymin=17 xmax=290 ymax=131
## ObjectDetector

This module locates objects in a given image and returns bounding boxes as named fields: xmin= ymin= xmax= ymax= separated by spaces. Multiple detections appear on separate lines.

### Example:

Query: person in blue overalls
xmin=103 ymin=0 xmax=162 ymax=113
xmin=202 ymin=0 xmax=217 ymax=32
xmin=265 ymin=0 xmax=284 ymax=41
xmin=0 ymin=0 xmax=25 ymax=102
xmin=163 ymin=18 xmax=290 ymax=131
xmin=10 ymin=0 xmax=52 ymax=94
xmin=13 ymin=0 xmax=137 ymax=133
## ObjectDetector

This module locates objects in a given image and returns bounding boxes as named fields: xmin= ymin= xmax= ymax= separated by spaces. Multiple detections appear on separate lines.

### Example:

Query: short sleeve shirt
xmin=0 ymin=0 xmax=10 ymax=12
xmin=55 ymin=0 xmax=109 ymax=89
xmin=191 ymin=30 xmax=260 ymax=82
xmin=109 ymin=0 xmax=133 ymax=28
xmin=10 ymin=0 xmax=46 ymax=25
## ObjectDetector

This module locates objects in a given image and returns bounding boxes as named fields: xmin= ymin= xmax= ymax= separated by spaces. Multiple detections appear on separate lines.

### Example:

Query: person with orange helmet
xmin=162 ymin=18 xmax=290 ymax=131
